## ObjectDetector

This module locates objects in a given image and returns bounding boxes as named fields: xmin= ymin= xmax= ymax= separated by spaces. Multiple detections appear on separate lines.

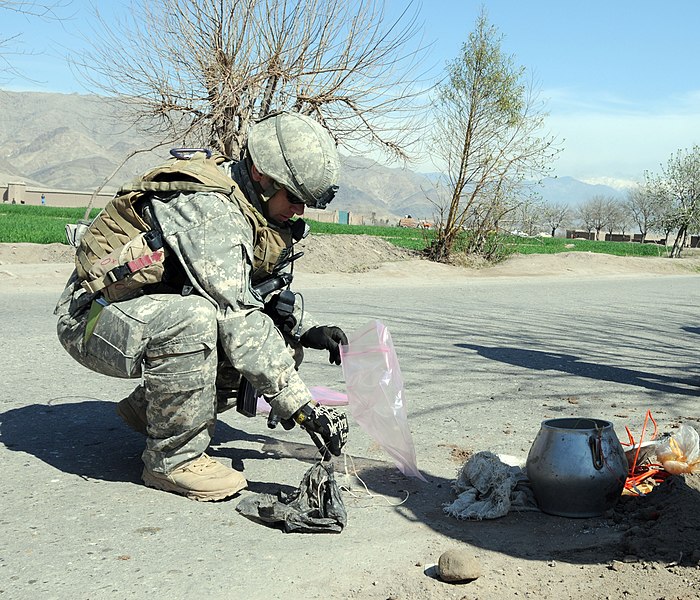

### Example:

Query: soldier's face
xmin=251 ymin=165 xmax=306 ymax=222
xmin=267 ymin=187 xmax=305 ymax=222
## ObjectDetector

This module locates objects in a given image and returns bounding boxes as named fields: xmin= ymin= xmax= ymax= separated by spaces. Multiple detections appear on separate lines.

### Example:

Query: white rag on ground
xmin=443 ymin=451 xmax=539 ymax=520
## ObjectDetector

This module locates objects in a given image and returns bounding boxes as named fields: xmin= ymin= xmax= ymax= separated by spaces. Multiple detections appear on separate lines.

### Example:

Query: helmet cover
xmin=248 ymin=112 xmax=340 ymax=209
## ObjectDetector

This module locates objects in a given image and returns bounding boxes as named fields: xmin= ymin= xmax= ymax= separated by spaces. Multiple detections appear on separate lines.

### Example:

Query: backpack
xmin=74 ymin=149 xmax=289 ymax=302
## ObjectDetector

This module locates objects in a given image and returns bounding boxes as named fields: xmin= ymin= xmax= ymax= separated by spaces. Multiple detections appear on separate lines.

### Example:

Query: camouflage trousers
xmin=57 ymin=291 xmax=219 ymax=474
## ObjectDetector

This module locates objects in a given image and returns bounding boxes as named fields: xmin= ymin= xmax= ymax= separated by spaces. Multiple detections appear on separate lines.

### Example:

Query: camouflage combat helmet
xmin=247 ymin=111 xmax=340 ymax=209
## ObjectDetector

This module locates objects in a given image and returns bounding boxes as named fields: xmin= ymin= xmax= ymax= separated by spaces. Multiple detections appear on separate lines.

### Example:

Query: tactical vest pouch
xmin=79 ymin=231 xmax=166 ymax=303
xmin=75 ymin=187 xmax=161 ymax=301
xmin=252 ymin=226 xmax=293 ymax=282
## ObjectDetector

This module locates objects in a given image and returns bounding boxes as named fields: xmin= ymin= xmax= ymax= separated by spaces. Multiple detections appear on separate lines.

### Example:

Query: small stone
xmin=609 ymin=560 xmax=625 ymax=571
xmin=437 ymin=548 xmax=482 ymax=583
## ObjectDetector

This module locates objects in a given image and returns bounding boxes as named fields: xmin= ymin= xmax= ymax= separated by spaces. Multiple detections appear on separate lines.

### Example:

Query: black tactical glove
xmin=300 ymin=325 xmax=348 ymax=365
xmin=292 ymin=401 xmax=349 ymax=457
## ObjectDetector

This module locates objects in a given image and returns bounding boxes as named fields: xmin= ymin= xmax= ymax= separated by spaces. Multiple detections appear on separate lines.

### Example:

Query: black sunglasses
xmin=271 ymin=179 xmax=306 ymax=205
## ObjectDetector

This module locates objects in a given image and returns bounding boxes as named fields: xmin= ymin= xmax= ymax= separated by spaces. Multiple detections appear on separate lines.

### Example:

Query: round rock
xmin=437 ymin=549 xmax=482 ymax=583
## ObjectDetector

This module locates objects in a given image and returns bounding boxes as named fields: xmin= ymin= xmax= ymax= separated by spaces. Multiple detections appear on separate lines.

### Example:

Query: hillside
xmin=0 ymin=90 xmax=625 ymax=220
xmin=0 ymin=91 xmax=164 ymax=192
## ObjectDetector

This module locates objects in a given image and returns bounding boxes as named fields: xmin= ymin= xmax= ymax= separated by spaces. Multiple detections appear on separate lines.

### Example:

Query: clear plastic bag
xmin=340 ymin=320 xmax=426 ymax=481
xmin=656 ymin=424 xmax=700 ymax=474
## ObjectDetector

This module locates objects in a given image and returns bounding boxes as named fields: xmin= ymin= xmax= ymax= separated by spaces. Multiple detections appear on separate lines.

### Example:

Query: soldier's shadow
xmin=0 ymin=398 xmax=299 ymax=495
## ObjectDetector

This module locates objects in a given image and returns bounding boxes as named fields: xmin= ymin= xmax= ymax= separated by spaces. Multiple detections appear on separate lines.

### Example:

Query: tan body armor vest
xmin=75 ymin=151 xmax=291 ymax=302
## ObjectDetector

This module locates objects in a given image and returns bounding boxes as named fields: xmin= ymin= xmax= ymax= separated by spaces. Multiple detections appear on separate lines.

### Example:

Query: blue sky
xmin=3 ymin=0 xmax=700 ymax=186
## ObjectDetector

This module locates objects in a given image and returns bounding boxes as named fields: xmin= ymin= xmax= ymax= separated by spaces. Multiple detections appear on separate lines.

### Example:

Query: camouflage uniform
xmin=55 ymin=167 xmax=316 ymax=475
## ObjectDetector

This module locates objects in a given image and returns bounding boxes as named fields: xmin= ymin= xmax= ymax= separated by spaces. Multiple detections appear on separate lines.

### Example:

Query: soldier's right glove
xmin=292 ymin=401 xmax=349 ymax=457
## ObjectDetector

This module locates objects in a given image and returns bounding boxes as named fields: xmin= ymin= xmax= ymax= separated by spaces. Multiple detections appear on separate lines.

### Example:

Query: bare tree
xmin=655 ymin=200 xmax=677 ymax=246
xmin=616 ymin=209 xmax=632 ymax=236
xmin=71 ymin=0 xmax=429 ymax=161
xmin=626 ymin=178 xmax=661 ymax=242
xmin=661 ymin=146 xmax=700 ymax=258
xmin=0 ymin=0 xmax=61 ymax=13
xmin=576 ymin=195 xmax=610 ymax=240
xmin=602 ymin=198 xmax=627 ymax=238
xmin=426 ymin=9 xmax=559 ymax=262
xmin=513 ymin=198 xmax=543 ymax=236
xmin=576 ymin=202 xmax=596 ymax=236
xmin=541 ymin=200 xmax=570 ymax=237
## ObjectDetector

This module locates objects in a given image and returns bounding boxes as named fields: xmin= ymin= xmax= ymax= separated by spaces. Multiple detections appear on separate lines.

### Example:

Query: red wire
xmin=622 ymin=410 xmax=666 ymax=496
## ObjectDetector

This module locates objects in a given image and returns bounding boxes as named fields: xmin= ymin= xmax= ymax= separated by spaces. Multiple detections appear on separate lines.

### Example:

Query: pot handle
xmin=589 ymin=434 xmax=604 ymax=470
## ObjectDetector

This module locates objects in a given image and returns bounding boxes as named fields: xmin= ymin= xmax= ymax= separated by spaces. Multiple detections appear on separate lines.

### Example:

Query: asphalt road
xmin=1 ymin=272 xmax=699 ymax=599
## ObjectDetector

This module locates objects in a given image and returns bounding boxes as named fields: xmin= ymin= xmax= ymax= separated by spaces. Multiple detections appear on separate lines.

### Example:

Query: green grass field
xmin=498 ymin=233 xmax=672 ymax=258
xmin=306 ymin=219 xmax=673 ymax=257
xmin=0 ymin=203 xmax=674 ymax=258
xmin=0 ymin=204 xmax=100 ymax=244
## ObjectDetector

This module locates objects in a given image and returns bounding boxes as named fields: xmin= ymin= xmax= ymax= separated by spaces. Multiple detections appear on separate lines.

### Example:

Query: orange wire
xmin=622 ymin=410 xmax=666 ymax=496
xmin=629 ymin=410 xmax=656 ymax=475
xmin=648 ymin=411 xmax=658 ymax=440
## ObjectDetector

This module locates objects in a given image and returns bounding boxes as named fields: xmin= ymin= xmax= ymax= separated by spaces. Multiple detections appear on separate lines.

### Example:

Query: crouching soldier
xmin=55 ymin=112 xmax=349 ymax=501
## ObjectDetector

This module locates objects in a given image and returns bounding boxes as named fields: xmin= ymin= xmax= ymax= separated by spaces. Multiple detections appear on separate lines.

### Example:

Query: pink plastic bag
xmin=340 ymin=320 xmax=426 ymax=481
xmin=256 ymin=386 xmax=348 ymax=414
xmin=309 ymin=386 xmax=349 ymax=407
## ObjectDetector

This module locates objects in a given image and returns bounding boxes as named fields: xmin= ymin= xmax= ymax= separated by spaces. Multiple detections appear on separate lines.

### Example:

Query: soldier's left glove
xmin=293 ymin=401 xmax=349 ymax=457
xmin=300 ymin=325 xmax=348 ymax=365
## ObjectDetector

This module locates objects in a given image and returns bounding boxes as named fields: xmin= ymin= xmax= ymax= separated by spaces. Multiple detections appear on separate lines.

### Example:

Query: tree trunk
xmin=428 ymin=238 xmax=449 ymax=263
xmin=670 ymin=226 xmax=687 ymax=258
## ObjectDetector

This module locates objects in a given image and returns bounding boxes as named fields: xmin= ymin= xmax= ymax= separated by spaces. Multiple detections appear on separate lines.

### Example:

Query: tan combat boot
xmin=142 ymin=454 xmax=247 ymax=501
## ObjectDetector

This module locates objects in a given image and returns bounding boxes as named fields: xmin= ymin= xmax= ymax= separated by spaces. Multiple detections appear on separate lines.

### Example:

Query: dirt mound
xmin=614 ymin=473 xmax=700 ymax=566
xmin=0 ymin=236 xmax=417 ymax=274
xmin=0 ymin=242 xmax=76 ymax=265
xmin=295 ymin=234 xmax=417 ymax=273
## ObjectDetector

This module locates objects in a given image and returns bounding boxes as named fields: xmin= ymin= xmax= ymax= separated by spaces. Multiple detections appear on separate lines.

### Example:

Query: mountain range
xmin=0 ymin=90 xmax=626 ymax=219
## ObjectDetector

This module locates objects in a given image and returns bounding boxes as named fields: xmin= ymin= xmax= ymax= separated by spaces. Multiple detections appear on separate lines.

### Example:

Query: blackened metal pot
xmin=526 ymin=418 xmax=628 ymax=517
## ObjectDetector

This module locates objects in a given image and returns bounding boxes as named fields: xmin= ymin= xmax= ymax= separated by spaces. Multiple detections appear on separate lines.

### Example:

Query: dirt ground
xmin=2 ymin=239 xmax=700 ymax=599
xmin=3 ymin=236 xmax=700 ymax=278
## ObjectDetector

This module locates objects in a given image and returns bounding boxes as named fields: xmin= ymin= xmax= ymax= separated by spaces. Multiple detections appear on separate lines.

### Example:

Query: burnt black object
xmin=236 ymin=462 xmax=347 ymax=533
